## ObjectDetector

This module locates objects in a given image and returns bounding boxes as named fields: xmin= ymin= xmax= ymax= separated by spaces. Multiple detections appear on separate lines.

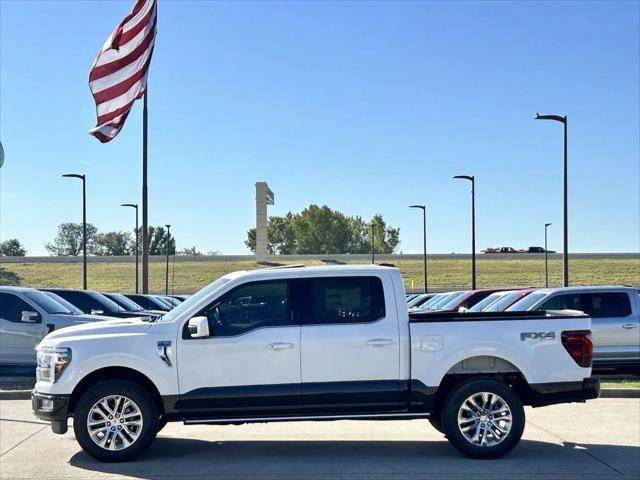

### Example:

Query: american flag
xmin=89 ymin=0 xmax=157 ymax=143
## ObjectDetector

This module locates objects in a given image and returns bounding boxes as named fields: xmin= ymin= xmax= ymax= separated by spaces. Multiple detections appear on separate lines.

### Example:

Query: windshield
xmin=416 ymin=293 xmax=445 ymax=309
xmin=483 ymin=292 xmax=523 ymax=312
xmin=468 ymin=292 xmax=504 ymax=312
xmin=437 ymin=291 xmax=470 ymax=311
xmin=159 ymin=277 xmax=231 ymax=322
xmin=107 ymin=294 xmax=144 ymax=312
xmin=23 ymin=290 xmax=74 ymax=314
xmin=91 ymin=292 xmax=127 ymax=312
xmin=407 ymin=294 xmax=429 ymax=308
xmin=42 ymin=292 xmax=83 ymax=314
xmin=506 ymin=291 xmax=547 ymax=311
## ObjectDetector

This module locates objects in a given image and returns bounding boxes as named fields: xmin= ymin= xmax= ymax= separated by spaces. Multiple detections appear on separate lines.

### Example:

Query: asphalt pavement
xmin=1 ymin=398 xmax=639 ymax=480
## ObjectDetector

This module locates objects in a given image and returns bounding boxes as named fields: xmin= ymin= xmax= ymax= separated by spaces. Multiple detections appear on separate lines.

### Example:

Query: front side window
xmin=196 ymin=281 xmax=290 ymax=337
xmin=305 ymin=276 xmax=385 ymax=325
xmin=540 ymin=294 xmax=582 ymax=311
xmin=0 ymin=293 xmax=38 ymax=323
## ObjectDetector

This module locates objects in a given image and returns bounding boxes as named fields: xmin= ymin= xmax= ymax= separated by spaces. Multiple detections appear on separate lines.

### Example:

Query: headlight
xmin=36 ymin=347 xmax=72 ymax=383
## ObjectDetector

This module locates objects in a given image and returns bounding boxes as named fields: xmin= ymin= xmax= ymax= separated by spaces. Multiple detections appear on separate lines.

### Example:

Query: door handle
xmin=267 ymin=342 xmax=294 ymax=350
xmin=366 ymin=338 xmax=393 ymax=347
xmin=622 ymin=324 xmax=638 ymax=329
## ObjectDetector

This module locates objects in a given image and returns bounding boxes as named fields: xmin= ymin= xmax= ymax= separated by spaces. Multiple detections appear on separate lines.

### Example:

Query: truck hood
xmin=40 ymin=317 xmax=152 ymax=345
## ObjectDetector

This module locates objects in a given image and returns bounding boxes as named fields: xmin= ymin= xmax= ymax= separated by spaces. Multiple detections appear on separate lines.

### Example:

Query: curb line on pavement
xmin=1 ymin=389 xmax=639 ymax=401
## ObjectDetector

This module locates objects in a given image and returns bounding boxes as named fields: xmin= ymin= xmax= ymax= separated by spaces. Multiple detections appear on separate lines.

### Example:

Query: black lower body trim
xmin=31 ymin=391 xmax=70 ymax=423
xmin=528 ymin=378 xmax=600 ymax=407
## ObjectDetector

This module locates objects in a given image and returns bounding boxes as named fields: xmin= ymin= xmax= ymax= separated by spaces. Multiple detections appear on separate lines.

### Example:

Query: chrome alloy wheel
xmin=87 ymin=395 xmax=143 ymax=451
xmin=457 ymin=392 xmax=512 ymax=447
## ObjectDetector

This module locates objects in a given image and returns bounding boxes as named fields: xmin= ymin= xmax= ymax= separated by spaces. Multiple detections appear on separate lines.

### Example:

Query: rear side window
xmin=0 ymin=293 xmax=35 ymax=323
xmin=580 ymin=293 xmax=631 ymax=318
xmin=304 ymin=276 xmax=385 ymax=325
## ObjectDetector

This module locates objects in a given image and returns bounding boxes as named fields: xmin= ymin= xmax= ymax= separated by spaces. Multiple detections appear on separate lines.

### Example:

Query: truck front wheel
xmin=73 ymin=380 xmax=159 ymax=462
xmin=441 ymin=378 xmax=525 ymax=459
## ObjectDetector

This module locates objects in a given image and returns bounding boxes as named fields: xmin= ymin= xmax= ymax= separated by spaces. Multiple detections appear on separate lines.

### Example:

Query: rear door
xmin=298 ymin=273 xmax=403 ymax=412
xmin=0 ymin=292 xmax=45 ymax=367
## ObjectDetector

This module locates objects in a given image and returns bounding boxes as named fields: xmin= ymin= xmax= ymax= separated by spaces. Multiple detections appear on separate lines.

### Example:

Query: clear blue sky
xmin=1 ymin=0 xmax=639 ymax=255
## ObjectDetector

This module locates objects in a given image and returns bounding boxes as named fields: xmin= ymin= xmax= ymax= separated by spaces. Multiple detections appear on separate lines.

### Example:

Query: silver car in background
xmin=507 ymin=286 xmax=640 ymax=370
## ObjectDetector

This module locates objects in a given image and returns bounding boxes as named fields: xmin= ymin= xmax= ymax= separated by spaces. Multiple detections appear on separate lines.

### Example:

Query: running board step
xmin=184 ymin=412 xmax=431 ymax=425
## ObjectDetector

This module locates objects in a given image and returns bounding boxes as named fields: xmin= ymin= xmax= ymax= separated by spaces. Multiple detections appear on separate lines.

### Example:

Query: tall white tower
xmin=255 ymin=182 xmax=274 ymax=262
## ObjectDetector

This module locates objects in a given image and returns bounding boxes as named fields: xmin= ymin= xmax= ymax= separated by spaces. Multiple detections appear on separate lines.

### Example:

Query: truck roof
xmin=224 ymin=264 xmax=399 ymax=281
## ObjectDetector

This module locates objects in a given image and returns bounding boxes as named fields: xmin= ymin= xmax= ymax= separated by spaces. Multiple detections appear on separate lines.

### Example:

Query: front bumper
xmin=529 ymin=377 xmax=600 ymax=407
xmin=32 ymin=391 xmax=70 ymax=430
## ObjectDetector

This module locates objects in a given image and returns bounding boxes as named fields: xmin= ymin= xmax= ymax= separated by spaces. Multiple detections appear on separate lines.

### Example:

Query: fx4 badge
xmin=520 ymin=331 xmax=556 ymax=341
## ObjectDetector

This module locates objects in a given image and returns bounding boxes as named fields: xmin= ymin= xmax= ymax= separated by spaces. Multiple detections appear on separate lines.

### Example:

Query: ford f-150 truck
xmin=31 ymin=266 xmax=599 ymax=462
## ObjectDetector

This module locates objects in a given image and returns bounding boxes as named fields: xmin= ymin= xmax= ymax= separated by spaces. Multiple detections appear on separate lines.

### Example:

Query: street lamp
xmin=544 ymin=222 xmax=552 ymax=288
xmin=165 ymin=224 xmax=171 ymax=295
xmin=370 ymin=222 xmax=377 ymax=264
xmin=121 ymin=203 xmax=139 ymax=293
xmin=409 ymin=205 xmax=427 ymax=293
xmin=535 ymin=113 xmax=569 ymax=287
xmin=453 ymin=175 xmax=476 ymax=290
xmin=62 ymin=173 xmax=87 ymax=290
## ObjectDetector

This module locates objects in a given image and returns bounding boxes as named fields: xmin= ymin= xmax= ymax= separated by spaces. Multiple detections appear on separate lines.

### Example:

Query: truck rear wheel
xmin=73 ymin=380 xmax=158 ymax=462
xmin=441 ymin=378 xmax=524 ymax=459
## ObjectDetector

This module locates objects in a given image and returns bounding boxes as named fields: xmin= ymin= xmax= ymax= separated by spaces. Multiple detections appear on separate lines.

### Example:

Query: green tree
xmin=245 ymin=205 xmax=400 ymax=254
xmin=90 ymin=231 xmax=134 ymax=256
xmin=178 ymin=246 xmax=202 ymax=256
xmin=135 ymin=226 xmax=176 ymax=255
xmin=45 ymin=223 xmax=98 ymax=256
xmin=0 ymin=238 xmax=27 ymax=256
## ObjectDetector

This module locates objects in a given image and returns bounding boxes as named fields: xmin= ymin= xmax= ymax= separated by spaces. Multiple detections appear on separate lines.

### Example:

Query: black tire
xmin=428 ymin=413 xmax=444 ymax=434
xmin=73 ymin=380 xmax=158 ymax=462
xmin=157 ymin=416 xmax=167 ymax=433
xmin=441 ymin=378 xmax=525 ymax=459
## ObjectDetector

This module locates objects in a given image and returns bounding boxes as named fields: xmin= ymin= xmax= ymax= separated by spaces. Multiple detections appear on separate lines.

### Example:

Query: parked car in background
xmin=124 ymin=294 xmax=173 ymax=312
xmin=527 ymin=246 xmax=555 ymax=253
xmin=102 ymin=293 xmax=164 ymax=319
xmin=468 ymin=289 xmax=535 ymax=313
xmin=41 ymin=291 xmax=85 ymax=315
xmin=413 ymin=292 xmax=460 ymax=311
xmin=0 ymin=286 xmax=109 ymax=374
xmin=170 ymin=295 xmax=189 ymax=301
xmin=433 ymin=289 xmax=508 ymax=313
xmin=160 ymin=295 xmax=181 ymax=308
xmin=32 ymin=265 xmax=599 ymax=461
xmin=406 ymin=294 xmax=419 ymax=302
xmin=407 ymin=293 xmax=437 ymax=309
xmin=507 ymin=286 xmax=640 ymax=369
xmin=41 ymin=289 xmax=152 ymax=319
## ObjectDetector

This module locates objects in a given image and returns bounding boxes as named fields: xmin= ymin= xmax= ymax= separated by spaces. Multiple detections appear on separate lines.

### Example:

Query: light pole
xmin=165 ymin=224 xmax=171 ymax=295
xmin=63 ymin=173 xmax=87 ymax=290
xmin=121 ymin=203 xmax=139 ymax=293
xmin=453 ymin=175 xmax=476 ymax=289
xmin=544 ymin=222 xmax=552 ymax=287
xmin=370 ymin=222 xmax=376 ymax=264
xmin=409 ymin=205 xmax=427 ymax=293
xmin=535 ymin=113 xmax=569 ymax=287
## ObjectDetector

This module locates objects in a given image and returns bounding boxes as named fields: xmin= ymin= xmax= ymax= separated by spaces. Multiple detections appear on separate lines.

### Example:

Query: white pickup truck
xmin=32 ymin=265 xmax=600 ymax=462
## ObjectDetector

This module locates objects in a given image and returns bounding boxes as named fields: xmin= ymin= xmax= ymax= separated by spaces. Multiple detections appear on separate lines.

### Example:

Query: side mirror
xmin=188 ymin=316 xmax=210 ymax=338
xmin=91 ymin=309 xmax=104 ymax=315
xmin=21 ymin=311 xmax=41 ymax=323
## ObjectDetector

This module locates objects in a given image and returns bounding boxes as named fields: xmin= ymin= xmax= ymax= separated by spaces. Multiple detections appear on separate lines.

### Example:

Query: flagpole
xmin=142 ymin=91 xmax=149 ymax=294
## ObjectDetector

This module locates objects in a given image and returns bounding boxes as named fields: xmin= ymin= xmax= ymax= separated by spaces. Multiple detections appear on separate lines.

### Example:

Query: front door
xmin=177 ymin=279 xmax=301 ymax=417
xmin=299 ymin=274 xmax=403 ymax=412
xmin=0 ymin=292 xmax=45 ymax=369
